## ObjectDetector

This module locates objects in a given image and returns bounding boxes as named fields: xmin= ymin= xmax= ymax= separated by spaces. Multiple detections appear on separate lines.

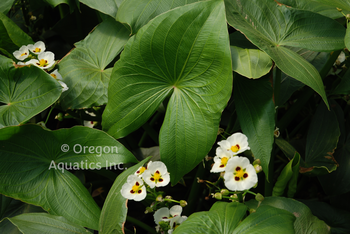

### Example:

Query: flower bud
xmin=156 ymin=194 xmax=163 ymax=202
xmin=144 ymin=207 xmax=153 ymax=214
xmin=249 ymin=208 xmax=256 ymax=214
xmin=337 ymin=7 xmax=342 ymax=12
xmin=255 ymin=193 xmax=264 ymax=202
xmin=253 ymin=159 xmax=261 ymax=165
xmin=347 ymin=14 xmax=350 ymax=20
xmin=220 ymin=189 xmax=229 ymax=196
xmin=165 ymin=195 xmax=172 ymax=200
xmin=254 ymin=164 xmax=262 ymax=173
xmin=214 ymin=193 xmax=222 ymax=200
xmin=180 ymin=200 xmax=188 ymax=207
xmin=55 ymin=113 xmax=64 ymax=121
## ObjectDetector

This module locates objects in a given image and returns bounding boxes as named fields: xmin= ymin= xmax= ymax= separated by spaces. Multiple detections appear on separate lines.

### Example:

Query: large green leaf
xmin=230 ymin=46 xmax=272 ymax=79
xmin=58 ymin=18 xmax=130 ymax=109
xmin=0 ymin=124 xmax=138 ymax=230
xmin=6 ymin=213 xmax=92 ymax=234
xmin=0 ymin=12 xmax=33 ymax=57
xmin=116 ymin=0 xmax=199 ymax=34
xmin=174 ymin=202 xmax=295 ymax=234
xmin=304 ymin=101 xmax=340 ymax=175
xmin=234 ymin=75 xmax=275 ymax=178
xmin=0 ymin=55 xmax=62 ymax=128
xmin=0 ymin=195 xmax=44 ymax=234
xmin=277 ymin=0 xmax=347 ymax=19
xmin=314 ymin=0 xmax=350 ymax=11
xmin=8 ymin=213 xmax=91 ymax=234
xmin=272 ymin=152 xmax=300 ymax=197
xmin=246 ymin=197 xmax=330 ymax=234
xmin=225 ymin=0 xmax=346 ymax=109
xmin=0 ymin=0 xmax=15 ymax=14
xmin=99 ymin=157 xmax=150 ymax=234
xmin=102 ymin=0 xmax=232 ymax=184
xmin=79 ymin=0 xmax=121 ymax=18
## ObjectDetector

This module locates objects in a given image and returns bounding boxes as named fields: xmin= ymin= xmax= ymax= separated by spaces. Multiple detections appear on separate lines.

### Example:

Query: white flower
xmin=154 ymin=205 xmax=187 ymax=233
xmin=143 ymin=161 xmax=170 ymax=188
xmin=218 ymin=132 xmax=250 ymax=156
xmin=28 ymin=51 xmax=55 ymax=69
xmin=210 ymin=147 xmax=232 ymax=173
xmin=120 ymin=175 xmax=147 ymax=201
xmin=13 ymin=45 xmax=29 ymax=60
xmin=334 ymin=51 xmax=346 ymax=66
xmin=17 ymin=61 xmax=29 ymax=65
xmin=135 ymin=161 xmax=152 ymax=177
xmin=50 ymin=69 xmax=68 ymax=92
xmin=83 ymin=111 xmax=97 ymax=128
xmin=224 ymin=156 xmax=257 ymax=191
xmin=27 ymin=41 xmax=46 ymax=54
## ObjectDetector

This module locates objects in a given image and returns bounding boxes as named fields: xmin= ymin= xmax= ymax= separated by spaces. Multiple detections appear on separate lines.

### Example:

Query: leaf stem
xmin=126 ymin=216 xmax=157 ymax=234
xmin=44 ymin=104 xmax=56 ymax=125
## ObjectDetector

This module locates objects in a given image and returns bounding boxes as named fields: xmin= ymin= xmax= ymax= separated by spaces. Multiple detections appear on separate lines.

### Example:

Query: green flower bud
xmin=337 ymin=7 xmax=342 ymax=12
xmin=156 ymin=194 xmax=163 ymax=202
xmin=347 ymin=14 xmax=350 ymax=20
xmin=255 ymin=193 xmax=264 ymax=202
xmin=144 ymin=207 xmax=153 ymax=214
xmin=214 ymin=193 xmax=222 ymax=200
xmin=253 ymin=159 xmax=261 ymax=165
xmin=180 ymin=200 xmax=188 ymax=207
xmin=220 ymin=189 xmax=230 ymax=196
xmin=249 ymin=208 xmax=256 ymax=214
xmin=55 ymin=112 xmax=64 ymax=121
xmin=254 ymin=164 xmax=262 ymax=173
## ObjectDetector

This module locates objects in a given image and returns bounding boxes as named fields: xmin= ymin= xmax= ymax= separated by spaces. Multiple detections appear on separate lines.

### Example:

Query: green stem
xmin=274 ymin=66 xmax=282 ymax=111
xmin=244 ymin=190 xmax=257 ymax=196
xmin=237 ymin=193 xmax=243 ymax=203
xmin=126 ymin=216 xmax=157 ymax=234
xmin=164 ymin=198 xmax=180 ymax=204
xmin=44 ymin=104 xmax=55 ymax=125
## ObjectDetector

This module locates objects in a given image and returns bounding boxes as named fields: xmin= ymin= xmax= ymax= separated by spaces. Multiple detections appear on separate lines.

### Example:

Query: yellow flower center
xmin=130 ymin=181 xmax=142 ymax=194
xmin=219 ymin=157 xmax=229 ymax=168
xmin=230 ymin=144 xmax=240 ymax=152
xmin=150 ymin=170 xmax=163 ymax=183
xmin=233 ymin=166 xmax=248 ymax=181
xmin=34 ymin=47 xmax=41 ymax=53
xmin=136 ymin=166 xmax=146 ymax=175
xmin=50 ymin=73 xmax=57 ymax=79
xmin=20 ymin=52 xmax=27 ymax=57
xmin=37 ymin=59 xmax=48 ymax=67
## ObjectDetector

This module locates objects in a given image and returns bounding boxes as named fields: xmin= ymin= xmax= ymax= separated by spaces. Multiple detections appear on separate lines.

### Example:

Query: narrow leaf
xmin=234 ymin=75 xmax=275 ymax=178
xmin=99 ymin=157 xmax=151 ymax=234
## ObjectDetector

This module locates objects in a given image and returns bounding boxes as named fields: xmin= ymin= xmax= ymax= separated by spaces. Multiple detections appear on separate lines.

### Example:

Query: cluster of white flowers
xmin=12 ymin=41 xmax=68 ymax=92
xmin=210 ymin=132 xmax=258 ymax=191
xmin=121 ymin=161 xmax=170 ymax=201
xmin=154 ymin=205 xmax=187 ymax=234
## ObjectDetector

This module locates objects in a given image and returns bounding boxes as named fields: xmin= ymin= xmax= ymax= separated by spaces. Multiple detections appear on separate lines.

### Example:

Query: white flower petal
xmin=30 ymin=51 xmax=55 ymax=69
xmin=143 ymin=161 xmax=170 ymax=188
xmin=58 ymin=80 xmax=68 ymax=92
xmin=154 ymin=207 xmax=170 ymax=225
xmin=13 ymin=45 xmax=29 ymax=61
xmin=169 ymin=205 xmax=182 ymax=217
xmin=223 ymin=156 xmax=257 ymax=191
xmin=28 ymin=41 xmax=46 ymax=54
xmin=218 ymin=132 xmax=250 ymax=156
xmin=120 ymin=175 xmax=146 ymax=201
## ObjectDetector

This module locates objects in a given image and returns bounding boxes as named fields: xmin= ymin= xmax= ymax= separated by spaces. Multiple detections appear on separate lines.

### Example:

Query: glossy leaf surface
xmin=59 ymin=19 xmax=130 ymax=109
xmin=0 ymin=124 xmax=137 ymax=230
xmin=103 ymin=0 xmax=232 ymax=184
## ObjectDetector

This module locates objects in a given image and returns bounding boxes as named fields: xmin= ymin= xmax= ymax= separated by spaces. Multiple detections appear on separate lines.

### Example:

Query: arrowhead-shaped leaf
xmin=234 ymin=75 xmax=275 ymax=178
xmin=116 ymin=0 xmax=199 ymax=34
xmin=225 ymin=0 xmax=346 ymax=109
xmin=79 ymin=0 xmax=122 ymax=18
xmin=103 ymin=0 xmax=232 ymax=184
xmin=0 ymin=55 xmax=62 ymax=128
xmin=58 ymin=19 xmax=130 ymax=109
xmin=0 ymin=124 xmax=138 ymax=230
